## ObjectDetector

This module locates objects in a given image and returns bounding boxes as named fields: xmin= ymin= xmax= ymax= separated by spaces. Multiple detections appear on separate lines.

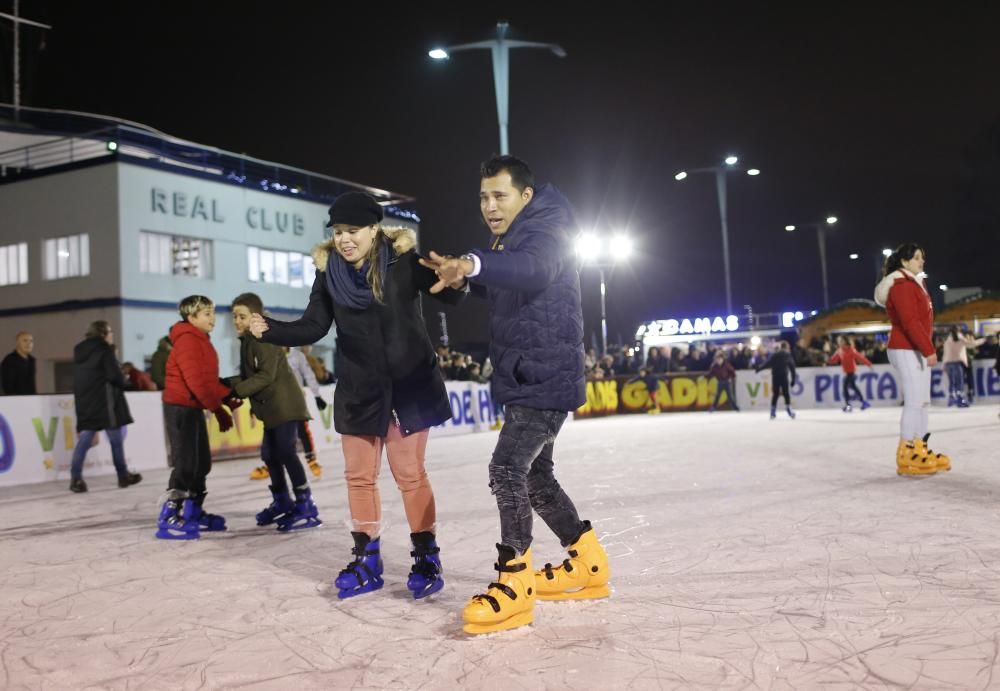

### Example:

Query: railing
xmin=0 ymin=104 xmax=417 ymax=214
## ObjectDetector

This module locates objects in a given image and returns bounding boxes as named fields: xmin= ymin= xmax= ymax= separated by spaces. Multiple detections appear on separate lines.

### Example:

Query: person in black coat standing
xmin=249 ymin=192 xmax=462 ymax=601
xmin=69 ymin=321 xmax=142 ymax=493
xmin=755 ymin=340 xmax=798 ymax=420
xmin=1 ymin=331 xmax=36 ymax=395
xmin=422 ymin=155 xmax=611 ymax=635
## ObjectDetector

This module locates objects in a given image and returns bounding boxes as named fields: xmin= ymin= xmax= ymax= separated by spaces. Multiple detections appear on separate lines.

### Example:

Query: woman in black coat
xmin=69 ymin=321 xmax=142 ymax=493
xmin=250 ymin=192 xmax=462 ymax=601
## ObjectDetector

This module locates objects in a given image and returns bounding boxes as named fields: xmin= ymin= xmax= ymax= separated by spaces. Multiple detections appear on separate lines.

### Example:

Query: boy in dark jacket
xmin=630 ymin=367 xmax=661 ymax=414
xmin=156 ymin=295 xmax=241 ymax=540
xmin=421 ymin=155 xmax=610 ymax=634
xmin=230 ymin=293 xmax=321 ymax=532
xmin=708 ymin=351 xmax=739 ymax=412
xmin=68 ymin=320 xmax=142 ymax=492
xmin=755 ymin=341 xmax=797 ymax=419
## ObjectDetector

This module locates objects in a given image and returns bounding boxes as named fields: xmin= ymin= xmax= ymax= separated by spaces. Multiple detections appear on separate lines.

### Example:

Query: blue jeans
xmin=488 ymin=405 xmax=585 ymax=553
xmin=945 ymin=362 xmax=964 ymax=397
xmin=71 ymin=427 xmax=127 ymax=481
xmin=712 ymin=379 xmax=737 ymax=409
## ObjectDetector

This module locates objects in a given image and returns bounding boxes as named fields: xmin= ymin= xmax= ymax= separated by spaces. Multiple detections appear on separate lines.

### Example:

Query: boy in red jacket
xmin=156 ymin=295 xmax=242 ymax=540
xmin=828 ymin=336 xmax=874 ymax=412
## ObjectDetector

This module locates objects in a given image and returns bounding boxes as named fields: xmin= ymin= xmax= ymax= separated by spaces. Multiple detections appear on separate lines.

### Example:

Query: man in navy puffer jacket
xmin=422 ymin=155 xmax=611 ymax=634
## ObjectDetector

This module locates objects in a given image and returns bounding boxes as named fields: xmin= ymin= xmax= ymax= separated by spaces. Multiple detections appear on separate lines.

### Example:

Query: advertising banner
xmin=0 ymin=392 xmax=167 ymax=488
xmin=735 ymin=360 xmax=1000 ymax=410
xmin=575 ymin=373 xmax=738 ymax=418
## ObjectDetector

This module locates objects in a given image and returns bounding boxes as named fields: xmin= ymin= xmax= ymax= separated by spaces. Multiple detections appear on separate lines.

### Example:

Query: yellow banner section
xmin=575 ymin=374 xmax=734 ymax=418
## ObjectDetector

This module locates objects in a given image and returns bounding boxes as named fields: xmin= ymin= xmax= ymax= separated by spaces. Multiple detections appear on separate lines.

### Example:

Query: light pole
xmin=784 ymin=216 xmax=838 ymax=309
xmin=0 ymin=1 xmax=53 ymax=120
xmin=428 ymin=21 xmax=566 ymax=155
xmin=674 ymin=156 xmax=760 ymax=314
xmin=576 ymin=232 xmax=633 ymax=356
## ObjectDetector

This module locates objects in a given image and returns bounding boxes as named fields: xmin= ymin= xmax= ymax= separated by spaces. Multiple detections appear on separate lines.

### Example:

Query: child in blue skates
xmin=156 ymin=295 xmax=242 ymax=540
xmin=230 ymin=293 xmax=321 ymax=532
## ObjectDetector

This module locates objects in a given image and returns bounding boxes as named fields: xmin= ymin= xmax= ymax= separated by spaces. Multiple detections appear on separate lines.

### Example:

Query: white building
xmin=0 ymin=106 xmax=418 ymax=392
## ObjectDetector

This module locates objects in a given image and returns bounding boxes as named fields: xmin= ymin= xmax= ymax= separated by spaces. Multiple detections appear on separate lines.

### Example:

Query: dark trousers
xmin=165 ymin=404 xmax=212 ymax=497
xmin=297 ymin=420 xmax=315 ymax=461
xmin=711 ymin=379 xmax=738 ymax=409
xmin=843 ymin=373 xmax=865 ymax=404
xmin=489 ymin=404 xmax=585 ymax=554
xmin=262 ymin=420 xmax=308 ymax=493
xmin=771 ymin=378 xmax=791 ymax=408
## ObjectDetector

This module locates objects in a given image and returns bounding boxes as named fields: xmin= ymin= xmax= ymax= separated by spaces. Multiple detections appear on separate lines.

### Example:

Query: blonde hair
xmin=178 ymin=295 xmax=214 ymax=319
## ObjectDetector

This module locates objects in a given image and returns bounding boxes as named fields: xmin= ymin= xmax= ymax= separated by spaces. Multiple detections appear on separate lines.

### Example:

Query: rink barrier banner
xmin=734 ymin=360 xmax=1000 ymax=410
xmin=0 ymin=392 xmax=168 ymax=488
xmin=575 ymin=373 xmax=737 ymax=418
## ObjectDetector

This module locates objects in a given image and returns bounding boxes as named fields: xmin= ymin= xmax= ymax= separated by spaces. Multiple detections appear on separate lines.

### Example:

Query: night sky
xmin=4 ymin=2 xmax=1000 ymax=350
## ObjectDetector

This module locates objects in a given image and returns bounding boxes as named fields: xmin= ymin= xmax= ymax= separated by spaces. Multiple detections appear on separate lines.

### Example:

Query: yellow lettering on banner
xmin=63 ymin=417 xmax=75 ymax=450
xmin=672 ymin=378 xmax=697 ymax=407
xmin=598 ymin=380 xmax=619 ymax=411
xmin=621 ymin=380 xmax=648 ymax=411
xmin=657 ymin=380 xmax=672 ymax=407
xmin=698 ymin=377 xmax=712 ymax=406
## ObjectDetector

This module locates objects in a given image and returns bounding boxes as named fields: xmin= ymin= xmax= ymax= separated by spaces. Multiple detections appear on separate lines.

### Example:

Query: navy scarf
xmin=325 ymin=239 xmax=391 ymax=309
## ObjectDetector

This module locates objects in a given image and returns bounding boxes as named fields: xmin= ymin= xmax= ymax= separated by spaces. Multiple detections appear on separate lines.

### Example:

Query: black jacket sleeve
xmin=260 ymin=274 xmax=335 ymax=346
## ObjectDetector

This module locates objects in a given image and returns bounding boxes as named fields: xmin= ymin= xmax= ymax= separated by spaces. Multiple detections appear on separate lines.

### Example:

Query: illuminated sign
xmin=781 ymin=311 xmax=805 ymax=328
xmin=636 ymin=315 xmax=740 ymax=339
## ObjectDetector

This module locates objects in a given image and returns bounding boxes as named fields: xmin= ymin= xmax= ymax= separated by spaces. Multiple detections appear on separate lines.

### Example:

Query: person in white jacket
xmin=942 ymin=328 xmax=985 ymax=406
xmin=249 ymin=346 xmax=327 ymax=480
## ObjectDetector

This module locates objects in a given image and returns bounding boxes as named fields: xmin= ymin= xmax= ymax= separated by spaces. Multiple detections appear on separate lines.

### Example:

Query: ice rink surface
xmin=2 ymin=405 xmax=1000 ymax=690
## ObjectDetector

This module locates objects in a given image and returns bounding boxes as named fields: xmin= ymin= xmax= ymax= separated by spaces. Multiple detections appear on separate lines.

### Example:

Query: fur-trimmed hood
xmin=874 ymin=268 xmax=927 ymax=306
xmin=311 ymin=226 xmax=417 ymax=271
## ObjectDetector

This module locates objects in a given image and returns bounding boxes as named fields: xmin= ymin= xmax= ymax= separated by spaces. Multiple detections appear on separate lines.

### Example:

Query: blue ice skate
xmin=336 ymin=533 xmax=384 ymax=599
xmin=407 ymin=531 xmax=444 ymax=599
xmin=155 ymin=498 xmax=200 ymax=540
xmin=256 ymin=485 xmax=294 ymax=526
xmin=276 ymin=487 xmax=322 ymax=532
xmin=194 ymin=492 xmax=227 ymax=532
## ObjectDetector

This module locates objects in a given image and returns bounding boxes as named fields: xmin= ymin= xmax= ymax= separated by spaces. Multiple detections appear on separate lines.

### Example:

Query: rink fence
xmin=0 ymin=381 xmax=511 ymax=488
xmin=575 ymin=360 xmax=1000 ymax=417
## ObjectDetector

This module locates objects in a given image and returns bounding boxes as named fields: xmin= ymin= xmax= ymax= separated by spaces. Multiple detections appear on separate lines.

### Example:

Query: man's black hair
xmin=480 ymin=154 xmax=535 ymax=193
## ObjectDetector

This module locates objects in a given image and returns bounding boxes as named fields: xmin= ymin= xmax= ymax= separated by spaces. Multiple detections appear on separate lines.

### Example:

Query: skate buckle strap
xmin=495 ymin=560 xmax=526 ymax=573
xmin=473 ymin=582 xmax=518 ymax=613
xmin=542 ymin=558 xmax=574 ymax=580
xmin=340 ymin=561 xmax=377 ymax=583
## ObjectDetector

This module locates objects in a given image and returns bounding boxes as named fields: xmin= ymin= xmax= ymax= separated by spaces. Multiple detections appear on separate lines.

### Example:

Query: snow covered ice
xmin=2 ymin=405 xmax=1000 ymax=690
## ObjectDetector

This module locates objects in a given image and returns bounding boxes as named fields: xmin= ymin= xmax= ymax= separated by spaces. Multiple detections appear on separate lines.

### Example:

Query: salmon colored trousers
xmin=340 ymin=423 xmax=435 ymax=536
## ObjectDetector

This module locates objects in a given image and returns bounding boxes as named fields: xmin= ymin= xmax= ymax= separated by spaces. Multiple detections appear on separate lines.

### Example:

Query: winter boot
xmin=193 ymin=492 xmax=227 ymax=532
xmin=947 ymin=393 xmax=957 ymax=407
xmin=896 ymin=440 xmax=937 ymax=476
xmin=535 ymin=521 xmax=611 ymax=601
xmin=308 ymin=457 xmax=322 ymax=479
xmin=915 ymin=433 xmax=951 ymax=472
xmin=842 ymin=404 xmax=853 ymax=413
xmin=155 ymin=498 xmax=201 ymax=540
xmin=786 ymin=407 xmax=796 ymax=419
xmin=957 ymin=395 xmax=970 ymax=409
xmin=407 ymin=531 xmax=444 ymax=599
xmin=276 ymin=486 xmax=322 ymax=532
xmin=249 ymin=465 xmax=270 ymax=480
xmin=118 ymin=471 xmax=142 ymax=488
xmin=335 ymin=532 xmax=384 ymax=598
xmin=463 ymin=544 xmax=536 ymax=635
xmin=860 ymin=400 xmax=870 ymax=411
xmin=770 ymin=407 xmax=776 ymax=420
xmin=69 ymin=478 xmax=88 ymax=493
xmin=256 ymin=485 xmax=294 ymax=526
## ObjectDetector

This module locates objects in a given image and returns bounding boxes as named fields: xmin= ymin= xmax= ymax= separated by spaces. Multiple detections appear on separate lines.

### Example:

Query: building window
xmin=0 ymin=243 xmax=29 ymax=286
xmin=247 ymin=246 xmax=315 ymax=287
xmin=139 ymin=231 xmax=213 ymax=278
xmin=43 ymin=234 xmax=89 ymax=280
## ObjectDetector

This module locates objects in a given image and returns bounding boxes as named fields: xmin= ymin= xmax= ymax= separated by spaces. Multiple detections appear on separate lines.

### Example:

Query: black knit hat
xmin=326 ymin=192 xmax=384 ymax=228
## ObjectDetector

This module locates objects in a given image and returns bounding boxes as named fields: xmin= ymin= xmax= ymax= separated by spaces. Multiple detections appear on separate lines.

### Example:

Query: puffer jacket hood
xmin=874 ymin=269 xmax=926 ymax=306
xmin=72 ymin=336 xmax=132 ymax=432
xmin=74 ymin=336 xmax=108 ymax=364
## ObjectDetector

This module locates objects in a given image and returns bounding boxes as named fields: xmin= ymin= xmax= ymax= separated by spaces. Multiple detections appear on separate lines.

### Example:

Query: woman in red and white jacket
xmin=874 ymin=244 xmax=950 ymax=475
